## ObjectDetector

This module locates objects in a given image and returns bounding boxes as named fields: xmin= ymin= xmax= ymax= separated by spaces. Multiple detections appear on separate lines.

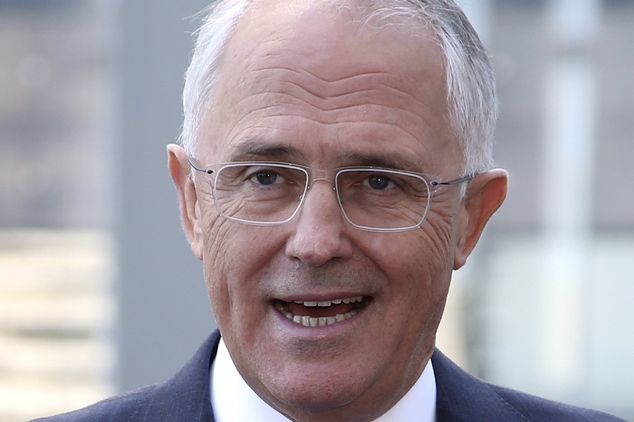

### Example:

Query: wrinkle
xmin=234 ymin=101 xmax=425 ymax=126
xmin=227 ymin=91 xmax=435 ymax=139
xmin=252 ymin=65 xmax=395 ymax=84
xmin=283 ymin=81 xmax=422 ymax=110
xmin=230 ymin=90 xmax=425 ymax=120
xmin=232 ymin=116 xmax=423 ymax=143
xmin=243 ymin=65 xmax=420 ymax=104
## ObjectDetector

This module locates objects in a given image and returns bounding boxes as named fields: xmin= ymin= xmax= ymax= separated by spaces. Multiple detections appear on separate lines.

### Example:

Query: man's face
xmin=171 ymin=2 xmax=504 ymax=420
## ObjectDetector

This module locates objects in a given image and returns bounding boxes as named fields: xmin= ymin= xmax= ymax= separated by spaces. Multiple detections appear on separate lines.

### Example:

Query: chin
xmin=260 ymin=368 xmax=374 ymax=414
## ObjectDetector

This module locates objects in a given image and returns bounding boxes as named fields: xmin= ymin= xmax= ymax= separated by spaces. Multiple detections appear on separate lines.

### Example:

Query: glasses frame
xmin=189 ymin=157 xmax=473 ymax=233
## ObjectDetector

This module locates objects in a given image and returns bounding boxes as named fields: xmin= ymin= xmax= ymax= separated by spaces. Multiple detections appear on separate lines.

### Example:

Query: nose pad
xmin=302 ymin=169 xmax=340 ymax=219
xmin=296 ymin=169 xmax=339 ymax=217
xmin=312 ymin=176 xmax=333 ymax=185
xmin=302 ymin=177 xmax=339 ymax=217
xmin=309 ymin=169 xmax=336 ymax=190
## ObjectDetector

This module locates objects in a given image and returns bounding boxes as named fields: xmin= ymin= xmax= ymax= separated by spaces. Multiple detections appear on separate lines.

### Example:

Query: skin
xmin=168 ymin=1 xmax=508 ymax=421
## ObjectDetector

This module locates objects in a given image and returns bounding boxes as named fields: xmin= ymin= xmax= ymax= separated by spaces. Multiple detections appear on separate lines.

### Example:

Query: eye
xmin=253 ymin=169 xmax=281 ymax=185
xmin=241 ymin=166 xmax=292 ymax=187
xmin=364 ymin=173 xmax=396 ymax=190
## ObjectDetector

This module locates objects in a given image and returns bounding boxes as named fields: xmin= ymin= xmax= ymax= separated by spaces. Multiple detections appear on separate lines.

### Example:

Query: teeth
xmin=293 ymin=296 xmax=363 ymax=307
xmin=285 ymin=311 xmax=359 ymax=327
xmin=277 ymin=301 xmax=362 ymax=328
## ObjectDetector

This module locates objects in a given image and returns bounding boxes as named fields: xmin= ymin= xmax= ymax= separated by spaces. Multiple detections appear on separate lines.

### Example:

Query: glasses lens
xmin=214 ymin=163 xmax=308 ymax=224
xmin=335 ymin=169 xmax=431 ymax=230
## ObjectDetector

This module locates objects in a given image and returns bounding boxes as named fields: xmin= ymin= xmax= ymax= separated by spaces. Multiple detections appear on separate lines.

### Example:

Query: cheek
xmin=367 ymin=220 xmax=454 ymax=297
xmin=418 ymin=221 xmax=454 ymax=270
xmin=201 ymin=216 xmax=283 ymax=322
xmin=369 ymin=216 xmax=455 ymax=321
xmin=198 ymin=204 xmax=241 ymax=317
xmin=409 ymin=219 xmax=455 ymax=267
xmin=363 ymin=229 xmax=453 ymax=366
xmin=418 ymin=197 xmax=461 ymax=265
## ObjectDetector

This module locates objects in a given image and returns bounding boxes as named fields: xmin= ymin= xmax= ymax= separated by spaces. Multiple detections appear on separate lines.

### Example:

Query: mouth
xmin=274 ymin=296 xmax=372 ymax=327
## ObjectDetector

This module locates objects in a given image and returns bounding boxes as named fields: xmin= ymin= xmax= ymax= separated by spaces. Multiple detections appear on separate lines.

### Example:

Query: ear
xmin=167 ymin=144 xmax=204 ymax=260
xmin=453 ymin=169 xmax=508 ymax=270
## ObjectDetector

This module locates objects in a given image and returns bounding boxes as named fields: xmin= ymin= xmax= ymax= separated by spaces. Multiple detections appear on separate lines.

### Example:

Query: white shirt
xmin=211 ymin=338 xmax=436 ymax=421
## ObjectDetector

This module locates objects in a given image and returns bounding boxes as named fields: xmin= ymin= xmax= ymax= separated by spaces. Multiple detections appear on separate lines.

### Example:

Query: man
xmin=36 ymin=0 xmax=624 ymax=421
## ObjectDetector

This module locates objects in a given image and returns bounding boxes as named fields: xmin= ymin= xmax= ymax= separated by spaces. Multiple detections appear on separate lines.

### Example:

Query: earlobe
xmin=453 ymin=169 xmax=508 ymax=270
xmin=167 ymin=144 xmax=204 ymax=260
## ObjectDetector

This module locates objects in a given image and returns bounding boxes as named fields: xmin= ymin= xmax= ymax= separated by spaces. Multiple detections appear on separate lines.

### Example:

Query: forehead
xmin=200 ymin=0 xmax=459 ymax=173
xmin=222 ymin=0 xmax=442 ymax=93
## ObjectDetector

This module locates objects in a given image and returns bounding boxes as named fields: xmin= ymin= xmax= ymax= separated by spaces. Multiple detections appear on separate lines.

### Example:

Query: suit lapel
xmin=137 ymin=331 xmax=221 ymax=421
xmin=432 ymin=349 xmax=529 ymax=422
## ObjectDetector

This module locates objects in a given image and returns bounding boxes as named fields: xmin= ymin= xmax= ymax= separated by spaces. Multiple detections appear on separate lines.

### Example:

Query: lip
xmin=270 ymin=294 xmax=373 ymax=333
xmin=274 ymin=291 xmax=372 ymax=302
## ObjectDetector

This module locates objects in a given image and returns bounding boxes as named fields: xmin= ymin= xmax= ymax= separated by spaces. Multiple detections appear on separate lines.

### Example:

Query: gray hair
xmin=182 ymin=0 xmax=497 ymax=175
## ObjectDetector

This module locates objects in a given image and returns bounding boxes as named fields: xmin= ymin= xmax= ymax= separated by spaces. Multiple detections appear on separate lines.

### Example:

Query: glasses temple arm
xmin=188 ymin=157 xmax=214 ymax=174
xmin=430 ymin=175 xmax=474 ymax=187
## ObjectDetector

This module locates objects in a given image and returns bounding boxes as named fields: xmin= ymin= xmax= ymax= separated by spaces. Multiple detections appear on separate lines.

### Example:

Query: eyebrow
xmin=343 ymin=152 xmax=422 ymax=173
xmin=227 ymin=139 xmax=306 ymax=163
xmin=226 ymin=139 xmax=424 ymax=172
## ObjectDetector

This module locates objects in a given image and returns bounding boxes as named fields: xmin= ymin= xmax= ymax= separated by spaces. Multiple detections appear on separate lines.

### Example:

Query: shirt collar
xmin=211 ymin=338 xmax=436 ymax=421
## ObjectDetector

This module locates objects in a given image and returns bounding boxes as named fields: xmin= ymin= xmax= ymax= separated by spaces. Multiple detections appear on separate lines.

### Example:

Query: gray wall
xmin=118 ymin=0 xmax=215 ymax=392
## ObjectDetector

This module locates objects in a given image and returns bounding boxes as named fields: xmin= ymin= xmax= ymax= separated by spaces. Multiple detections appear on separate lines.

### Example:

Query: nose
xmin=285 ymin=180 xmax=353 ymax=266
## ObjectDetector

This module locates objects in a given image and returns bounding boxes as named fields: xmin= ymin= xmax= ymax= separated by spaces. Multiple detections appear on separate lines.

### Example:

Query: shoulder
xmin=33 ymin=331 xmax=221 ymax=422
xmin=432 ymin=349 xmax=625 ymax=422
xmin=488 ymin=382 xmax=624 ymax=422
xmin=32 ymin=385 xmax=160 ymax=422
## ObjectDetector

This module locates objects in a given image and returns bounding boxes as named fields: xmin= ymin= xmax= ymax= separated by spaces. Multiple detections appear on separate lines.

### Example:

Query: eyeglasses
xmin=189 ymin=159 xmax=472 ymax=232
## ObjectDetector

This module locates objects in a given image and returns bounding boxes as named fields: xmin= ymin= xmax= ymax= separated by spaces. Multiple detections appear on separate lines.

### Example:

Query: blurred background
xmin=0 ymin=0 xmax=632 ymax=420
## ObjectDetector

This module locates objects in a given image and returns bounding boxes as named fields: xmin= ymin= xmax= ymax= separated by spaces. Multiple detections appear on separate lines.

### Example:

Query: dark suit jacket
xmin=34 ymin=330 xmax=625 ymax=421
